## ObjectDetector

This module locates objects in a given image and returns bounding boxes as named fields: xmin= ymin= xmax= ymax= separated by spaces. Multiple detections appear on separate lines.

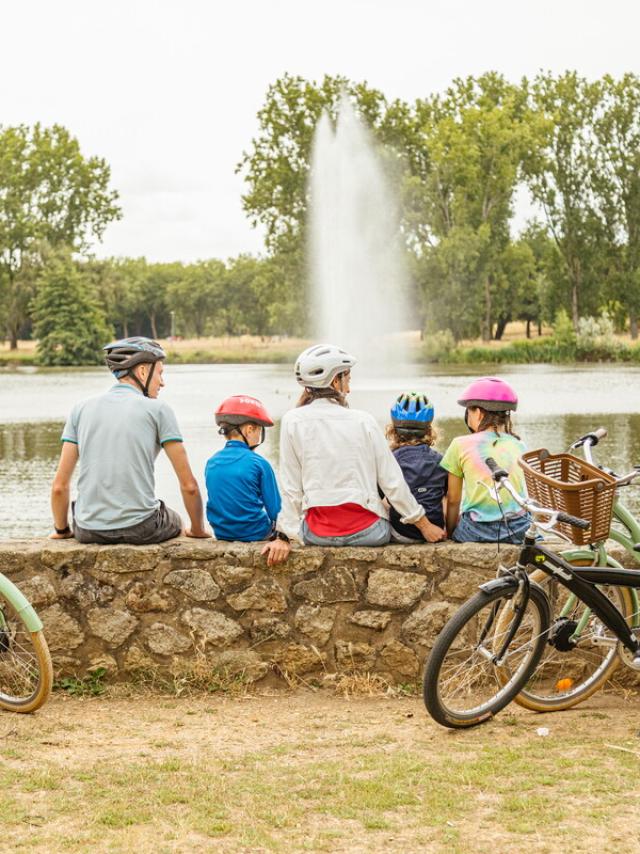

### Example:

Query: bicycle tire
xmin=423 ymin=583 xmax=550 ymax=729
xmin=499 ymin=561 xmax=634 ymax=713
xmin=0 ymin=588 xmax=53 ymax=713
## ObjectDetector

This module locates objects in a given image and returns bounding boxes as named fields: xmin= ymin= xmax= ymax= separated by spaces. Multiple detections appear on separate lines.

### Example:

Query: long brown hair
xmin=475 ymin=408 xmax=520 ymax=440
xmin=385 ymin=424 xmax=437 ymax=450
xmin=296 ymin=371 xmax=350 ymax=408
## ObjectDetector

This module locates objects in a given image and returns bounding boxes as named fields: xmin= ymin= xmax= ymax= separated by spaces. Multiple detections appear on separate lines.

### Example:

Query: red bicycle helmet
xmin=215 ymin=395 xmax=274 ymax=427
xmin=458 ymin=377 xmax=518 ymax=412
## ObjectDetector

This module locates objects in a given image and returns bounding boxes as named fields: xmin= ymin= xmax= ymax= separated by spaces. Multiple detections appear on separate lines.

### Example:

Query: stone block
xmin=438 ymin=566 xmax=493 ymax=599
xmin=145 ymin=622 xmax=192 ymax=656
xmin=40 ymin=543 xmax=98 ymax=572
xmin=88 ymin=654 xmax=118 ymax=675
xmin=93 ymin=546 xmax=163 ymax=575
xmin=213 ymin=564 xmax=254 ymax=592
xmin=366 ymin=568 xmax=427 ymax=609
xmin=292 ymin=566 xmax=358 ymax=603
xmin=16 ymin=575 xmax=57 ymax=607
xmin=272 ymin=643 xmax=326 ymax=675
xmin=378 ymin=640 xmax=419 ymax=678
xmin=294 ymin=604 xmax=336 ymax=646
xmin=226 ymin=579 xmax=287 ymax=612
xmin=87 ymin=608 xmax=139 ymax=647
xmin=125 ymin=582 xmax=173 ymax=613
xmin=249 ymin=617 xmax=292 ymax=644
xmin=163 ymin=569 xmax=220 ymax=602
xmin=208 ymin=649 xmax=269 ymax=683
xmin=401 ymin=602 xmax=457 ymax=646
xmin=39 ymin=604 xmax=84 ymax=651
xmin=335 ymin=640 xmax=377 ymax=671
xmin=123 ymin=645 xmax=156 ymax=673
xmin=181 ymin=608 xmax=243 ymax=647
xmin=59 ymin=574 xmax=115 ymax=609
xmin=349 ymin=610 xmax=392 ymax=631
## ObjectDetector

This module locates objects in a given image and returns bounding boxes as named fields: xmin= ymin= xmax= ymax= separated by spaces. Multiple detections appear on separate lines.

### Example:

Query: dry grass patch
xmin=0 ymin=692 xmax=638 ymax=852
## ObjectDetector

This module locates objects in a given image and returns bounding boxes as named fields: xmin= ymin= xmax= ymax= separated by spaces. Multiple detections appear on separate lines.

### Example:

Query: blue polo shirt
xmin=61 ymin=383 xmax=183 ymax=530
xmin=205 ymin=441 xmax=281 ymax=541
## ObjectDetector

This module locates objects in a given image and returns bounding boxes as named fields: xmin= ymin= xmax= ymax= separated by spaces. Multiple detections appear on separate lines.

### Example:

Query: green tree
xmin=523 ymin=73 xmax=606 ymax=330
xmin=31 ymin=250 xmax=112 ymax=366
xmin=0 ymin=124 xmax=120 ymax=348
xmin=592 ymin=73 xmax=640 ymax=337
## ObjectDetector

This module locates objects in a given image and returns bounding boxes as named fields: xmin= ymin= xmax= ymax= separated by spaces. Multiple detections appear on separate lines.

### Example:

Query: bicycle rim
xmin=505 ymin=564 xmax=633 ymax=712
xmin=423 ymin=585 xmax=549 ymax=729
xmin=0 ymin=591 xmax=53 ymax=713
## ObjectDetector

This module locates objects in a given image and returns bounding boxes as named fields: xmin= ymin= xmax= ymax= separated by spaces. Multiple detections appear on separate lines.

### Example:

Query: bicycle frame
xmin=0 ymin=572 xmax=43 ymax=633
xmin=484 ymin=538 xmax=640 ymax=657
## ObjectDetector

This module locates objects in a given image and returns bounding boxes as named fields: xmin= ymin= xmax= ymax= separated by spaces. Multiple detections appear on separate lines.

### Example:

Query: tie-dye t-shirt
xmin=440 ymin=431 xmax=527 ymax=522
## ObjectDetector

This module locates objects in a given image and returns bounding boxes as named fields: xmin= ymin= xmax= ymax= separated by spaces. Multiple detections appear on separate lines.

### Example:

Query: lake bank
xmin=5 ymin=327 xmax=640 ymax=367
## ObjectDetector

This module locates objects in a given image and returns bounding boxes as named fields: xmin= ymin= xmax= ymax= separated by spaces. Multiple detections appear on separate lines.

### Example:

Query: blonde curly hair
xmin=385 ymin=423 xmax=437 ymax=451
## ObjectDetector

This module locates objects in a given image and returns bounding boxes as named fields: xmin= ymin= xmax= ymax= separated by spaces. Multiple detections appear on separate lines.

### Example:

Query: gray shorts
xmin=73 ymin=501 xmax=182 ymax=545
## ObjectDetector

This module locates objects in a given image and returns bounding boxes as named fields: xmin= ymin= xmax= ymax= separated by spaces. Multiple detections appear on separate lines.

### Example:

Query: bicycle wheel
xmin=501 ymin=561 xmax=634 ymax=713
xmin=0 ymin=588 xmax=53 ymax=713
xmin=423 ymin=583 xmax=550 ymax=729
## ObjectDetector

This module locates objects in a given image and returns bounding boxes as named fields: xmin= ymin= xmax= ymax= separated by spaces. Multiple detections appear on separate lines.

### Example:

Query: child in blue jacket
xmin=205 ymin=395 xmax=281 ymax=542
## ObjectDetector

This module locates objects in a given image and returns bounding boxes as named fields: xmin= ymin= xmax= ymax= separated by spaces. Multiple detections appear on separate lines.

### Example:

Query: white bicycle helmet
xmin=295 ymin=344 xmax=356 ymax=388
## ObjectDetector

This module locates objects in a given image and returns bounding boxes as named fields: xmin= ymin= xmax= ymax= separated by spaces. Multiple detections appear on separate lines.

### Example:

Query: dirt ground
xmin=1 ymin=687 xmax=639 ymax=853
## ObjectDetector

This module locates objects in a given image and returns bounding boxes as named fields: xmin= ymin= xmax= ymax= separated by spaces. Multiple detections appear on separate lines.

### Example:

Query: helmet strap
xmin=126 ymin=362 xmax=155 ymax=398
xmin=236 ymin=425 xmax=264 ymax=451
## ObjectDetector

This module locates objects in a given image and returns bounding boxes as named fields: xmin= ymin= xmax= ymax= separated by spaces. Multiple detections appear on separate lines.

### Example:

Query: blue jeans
xmin=301 ymin=517 xmax=391 ymax=547
xmin=452 ymin=512 xmax=531 ymax=544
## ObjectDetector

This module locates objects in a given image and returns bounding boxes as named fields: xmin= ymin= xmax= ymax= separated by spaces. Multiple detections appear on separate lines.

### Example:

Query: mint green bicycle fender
xmin=0 ymin=574 xmax=43 ymax=633
xmin=559 ymin=545 xmax=640 ymax=631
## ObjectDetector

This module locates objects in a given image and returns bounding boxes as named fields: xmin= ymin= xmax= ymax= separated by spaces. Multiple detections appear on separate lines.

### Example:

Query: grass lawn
xmin=0 ymin=689 xmax=638 ymax=852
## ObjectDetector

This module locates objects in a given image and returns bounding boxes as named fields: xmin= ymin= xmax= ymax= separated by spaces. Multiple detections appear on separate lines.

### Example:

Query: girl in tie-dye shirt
xmin=440 ymin=377 xmax=530 ymax=544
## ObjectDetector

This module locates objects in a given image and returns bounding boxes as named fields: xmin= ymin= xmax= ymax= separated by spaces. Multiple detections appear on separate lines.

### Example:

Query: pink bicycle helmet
xmin=458 ymin=377 xmax=518 ymax=412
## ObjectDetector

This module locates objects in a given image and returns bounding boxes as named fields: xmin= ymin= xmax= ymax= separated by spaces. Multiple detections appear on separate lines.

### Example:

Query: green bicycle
xmin=498 ymin=427 xmax=640 ymax=712
xmin=0 ymin=572 xmax=53 ymax=712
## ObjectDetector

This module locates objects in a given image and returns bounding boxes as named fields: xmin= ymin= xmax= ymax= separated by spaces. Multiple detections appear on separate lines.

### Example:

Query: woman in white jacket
xmin=273 ymin=344 xmax=447 ymax=548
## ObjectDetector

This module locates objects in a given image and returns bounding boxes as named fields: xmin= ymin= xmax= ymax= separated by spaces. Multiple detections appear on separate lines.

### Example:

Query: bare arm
xmin=163 ymin=441 xmax=210 ymax=538
xmin=445 ymin=472 xmax=463 ymax=537
xmin=50 ymin=442 xmax=79 ymax=538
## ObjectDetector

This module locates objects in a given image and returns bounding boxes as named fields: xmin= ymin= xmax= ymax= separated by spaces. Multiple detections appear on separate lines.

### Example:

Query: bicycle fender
xmin=0 ymin=575 xmax=43 ymax=633
xmin=479 ymin=575 xmax=519 ymax=595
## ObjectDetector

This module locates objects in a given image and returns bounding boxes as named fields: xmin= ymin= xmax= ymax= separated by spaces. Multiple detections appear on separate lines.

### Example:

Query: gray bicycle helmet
xmin=103 ymin=337 xmax=166 ymax=397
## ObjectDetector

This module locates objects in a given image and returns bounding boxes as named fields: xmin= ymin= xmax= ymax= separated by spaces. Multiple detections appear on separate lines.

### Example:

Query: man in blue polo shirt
xmin=50 ymin=337 xmax=210 ymax=545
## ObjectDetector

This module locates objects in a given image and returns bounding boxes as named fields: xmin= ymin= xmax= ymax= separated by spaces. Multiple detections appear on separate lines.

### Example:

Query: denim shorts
xmin=301 ymin=516 xmax=391 ymax=547
xmin=452 ymin=511 xmax=531 ymax=544
xmin=73 ymin=500 xmax=182 ymax=545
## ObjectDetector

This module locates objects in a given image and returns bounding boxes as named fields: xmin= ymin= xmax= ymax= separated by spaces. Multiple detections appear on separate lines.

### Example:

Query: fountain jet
xmin=308 ymin=97 xmax=409 ymax=375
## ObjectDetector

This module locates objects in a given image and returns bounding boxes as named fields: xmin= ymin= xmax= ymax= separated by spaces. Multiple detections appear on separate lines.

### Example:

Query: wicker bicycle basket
xmin=518 ymin=449 xmax=617 ymax=545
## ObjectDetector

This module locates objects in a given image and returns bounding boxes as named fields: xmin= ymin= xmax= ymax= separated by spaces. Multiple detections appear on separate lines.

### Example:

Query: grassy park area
xmin=1 ymin=689 xmax=638 ymax=852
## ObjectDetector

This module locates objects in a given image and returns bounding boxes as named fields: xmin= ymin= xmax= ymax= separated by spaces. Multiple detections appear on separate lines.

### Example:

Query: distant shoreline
xmin=3 ymin=327 xmax=639 ymax=368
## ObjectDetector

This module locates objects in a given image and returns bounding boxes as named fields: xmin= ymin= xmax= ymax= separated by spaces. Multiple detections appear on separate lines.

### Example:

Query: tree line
xmin=3 ymin=71 xmax=640 ymax=365
xmin=239 ymin=71 xmax=640 ymax=341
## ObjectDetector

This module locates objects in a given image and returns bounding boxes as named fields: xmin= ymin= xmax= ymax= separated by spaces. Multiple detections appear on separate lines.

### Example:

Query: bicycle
xmin=503 ymin=427 xmax=640 ymax=712
xmin=423 ymin=455 xmax=640 ymax=729
xmin=0 ymin=572 xmax=53 ymax=712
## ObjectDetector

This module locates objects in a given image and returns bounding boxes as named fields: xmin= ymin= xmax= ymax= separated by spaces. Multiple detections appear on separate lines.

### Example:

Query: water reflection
xmin=2 ymin=365 xmax=640 ymax=538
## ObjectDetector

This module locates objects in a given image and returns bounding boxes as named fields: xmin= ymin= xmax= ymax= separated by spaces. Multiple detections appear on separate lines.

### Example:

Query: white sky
xmin=1 ymin=0 xmax=638 ymax=262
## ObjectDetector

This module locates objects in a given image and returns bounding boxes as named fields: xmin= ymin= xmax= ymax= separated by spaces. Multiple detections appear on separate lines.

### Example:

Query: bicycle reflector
xmin=555 ymin=678 xmax=574 ymax=693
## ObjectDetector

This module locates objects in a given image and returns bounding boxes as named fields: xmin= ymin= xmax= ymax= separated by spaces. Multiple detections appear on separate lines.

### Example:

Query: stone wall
xmin=0 ymin=538 xmax=568 ymax=686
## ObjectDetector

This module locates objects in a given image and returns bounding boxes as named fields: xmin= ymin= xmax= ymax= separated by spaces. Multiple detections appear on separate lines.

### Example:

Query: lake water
xmin=1 ymin=363 xmax=640 ymax=538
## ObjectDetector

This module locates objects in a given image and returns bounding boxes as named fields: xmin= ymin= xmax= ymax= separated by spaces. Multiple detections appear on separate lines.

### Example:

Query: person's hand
xmin=49 ymin=530 xmax=74 ymax=540
xmin=184 ymin=527 xmax=212 ymax=539
xmin=261 ymin=539 xmax=291 ymax=566
xmin=415 ymin=517 xmax=447 ymax=543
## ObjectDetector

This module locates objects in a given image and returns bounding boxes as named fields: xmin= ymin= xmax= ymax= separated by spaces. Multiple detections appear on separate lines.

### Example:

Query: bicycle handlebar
xmin=556 ymin=511 xmax=590 ymax=530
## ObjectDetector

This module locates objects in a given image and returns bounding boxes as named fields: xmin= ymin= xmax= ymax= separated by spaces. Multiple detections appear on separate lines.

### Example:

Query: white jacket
xmin=276 ymin=399 xmax=425 ymax=541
